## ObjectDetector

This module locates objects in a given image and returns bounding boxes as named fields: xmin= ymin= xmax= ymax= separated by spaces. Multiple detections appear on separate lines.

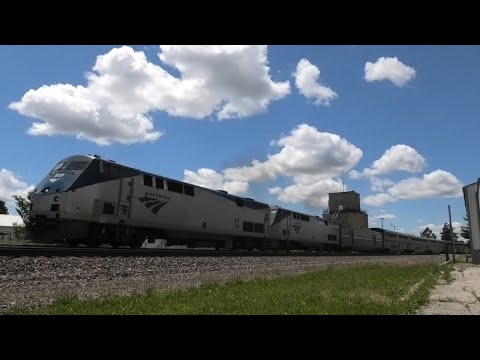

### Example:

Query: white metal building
xmin=0 ymin=215 xmax=24 ymax=241
xmin=463 ymin=179 xmax=480 ymax=264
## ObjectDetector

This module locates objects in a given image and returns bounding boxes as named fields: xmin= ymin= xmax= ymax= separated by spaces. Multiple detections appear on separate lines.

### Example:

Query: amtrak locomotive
xmin=29 ymin=154 xmax=460 ymax=254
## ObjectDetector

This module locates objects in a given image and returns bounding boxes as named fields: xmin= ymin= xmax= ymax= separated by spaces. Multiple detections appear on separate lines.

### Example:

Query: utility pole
xmin=380 ymin=217 xmax=384 ymax=230
xmin=448 ymin=205 xmax=455 ymax=263
xmin=391 ymin=223 xmax=395 ymax=231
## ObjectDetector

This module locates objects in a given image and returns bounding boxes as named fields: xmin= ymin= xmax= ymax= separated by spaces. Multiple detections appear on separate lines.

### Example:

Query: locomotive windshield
xmin=49 ymin=161 xmax=89 ymax=175
xmin=33 ymin=156 xmax=94 ymax=195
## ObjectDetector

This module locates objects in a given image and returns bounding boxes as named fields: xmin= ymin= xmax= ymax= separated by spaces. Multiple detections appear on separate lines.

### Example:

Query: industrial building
xmin=463 ymin=180 xmax=480 ymax=264
xmin=322 ymin=191 xmax=369 ymax=229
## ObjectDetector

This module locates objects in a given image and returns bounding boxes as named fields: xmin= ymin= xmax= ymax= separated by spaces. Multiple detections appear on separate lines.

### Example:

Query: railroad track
xmin=0 ymin=244 xmax=390 ymax=258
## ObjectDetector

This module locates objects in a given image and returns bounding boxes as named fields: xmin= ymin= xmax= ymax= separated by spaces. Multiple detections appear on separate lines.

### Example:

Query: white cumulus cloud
xmin=186 ymin=123 xmax=362 ymax=209
xmin=363 ymin=170 xmax=463 ymax=206
xmin=9 ymin=45 xmax=290 ymax=145
xmin=349 ymin=170 xmax=363 ymax=179
xmin=183 ymin=168 xmax=248 ymax=196
xmin=269 ymin=178 xmax=344 ymax=208
xmin=225 ymin=123 xmax=362 ymax=183
xmin=363 ymin=193 xmax=397 ymax=206
xmin=363 ymin=145 xmax=426 ymax=177
xmin=370 ymin=177 xmax=395 ymax=192
xmin=364 ymin=57 xmax=416 ymax=87
xmin=0 ymin=169 xmax=34 ymax=211
xmin=388 ymin=170 xmax=463 ymax=200
xmin=294 ymin=58 xmax=338 ymax=106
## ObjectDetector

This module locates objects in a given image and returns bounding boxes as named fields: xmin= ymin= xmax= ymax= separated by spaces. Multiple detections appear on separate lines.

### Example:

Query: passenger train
xmin=28 ymin=154 xmax=467 ymax=254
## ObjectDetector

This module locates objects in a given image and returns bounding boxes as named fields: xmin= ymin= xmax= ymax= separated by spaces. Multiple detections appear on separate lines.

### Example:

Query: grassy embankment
xmin=12 ymin=262 xmax=452 ymax=315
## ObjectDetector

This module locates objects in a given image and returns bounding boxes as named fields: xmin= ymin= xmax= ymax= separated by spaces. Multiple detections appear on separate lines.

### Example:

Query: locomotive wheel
xmin=128 ymin=230 xmax=146 ymax=249
xmin=66 ymin=239 xmax=80 ymax=247
xmin=86 ymin=238 xmax=101 ymax=248
xmin=87 ymin=224 xmax=105 ymax=248
xmin=130 ymin=240 xmax=144 ymax=249
xmin=129 ymin=235 xmax=145 ymax=248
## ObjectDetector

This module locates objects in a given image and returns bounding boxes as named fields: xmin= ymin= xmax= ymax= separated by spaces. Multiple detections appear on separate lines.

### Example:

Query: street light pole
xmin=380 ymin=217 xmax=384 ymax=230
xmin=448 ymin=205 xmax=455 ymax=264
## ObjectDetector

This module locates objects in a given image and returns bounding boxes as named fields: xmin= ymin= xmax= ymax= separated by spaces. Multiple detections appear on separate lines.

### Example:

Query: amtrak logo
xmin=138 ymin=196 xmax=169 ymax=215
xmin=292 ymin=224 xmax=301 ymax=233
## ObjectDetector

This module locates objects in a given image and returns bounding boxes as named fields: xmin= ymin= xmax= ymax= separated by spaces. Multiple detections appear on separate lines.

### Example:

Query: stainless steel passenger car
xmin=339 ymin=225 xmax=384 ymax=252
xmin=369 ymin=228 xmax=447 ymax=254
xmin=268 ymin=206 xmax=340 ymax=251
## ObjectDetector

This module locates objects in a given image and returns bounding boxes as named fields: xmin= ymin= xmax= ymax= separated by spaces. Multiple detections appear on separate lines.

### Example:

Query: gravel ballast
xmin=0 ymin=254 xmax=444 ymax=313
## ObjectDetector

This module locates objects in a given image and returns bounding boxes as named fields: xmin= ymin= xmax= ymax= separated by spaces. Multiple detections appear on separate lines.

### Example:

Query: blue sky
xmin=1 ymin=45 xmax=478 ymax=239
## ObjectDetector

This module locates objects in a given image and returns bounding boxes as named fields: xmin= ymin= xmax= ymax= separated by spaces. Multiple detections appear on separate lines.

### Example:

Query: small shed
xmin=0 ymin=215 xmax=24 ymax=241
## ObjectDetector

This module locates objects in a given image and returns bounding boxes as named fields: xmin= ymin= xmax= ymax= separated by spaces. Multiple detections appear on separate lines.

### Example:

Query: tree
xmin=12 ymin=222 xmax=26 ymax=241
xmin=0 ymin=200 xmax=8 ymax=215
xmin=460 ymin=214 xmax=470 ymax=240
xmin=440 ymin=223 xmax=459 ymax=242
xmin=12 ymin=191 xmax=32 ymax=228
xmin=420 ymin=227 xmax=437 ymax=239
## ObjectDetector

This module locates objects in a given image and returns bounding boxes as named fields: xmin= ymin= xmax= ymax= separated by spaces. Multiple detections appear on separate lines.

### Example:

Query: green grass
xmin=0 ymin=239 xmax=32 ymax=245
xmin=12 ymin=263 xmax=451 ymax=315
